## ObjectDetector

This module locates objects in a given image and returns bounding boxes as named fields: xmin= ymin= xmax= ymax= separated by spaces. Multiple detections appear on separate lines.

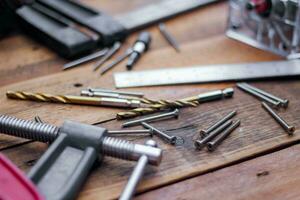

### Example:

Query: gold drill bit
xmin=6 ymin=91 xmax=140 ymax=108
xmin=117 ymin=88 xmax=234 ymax=119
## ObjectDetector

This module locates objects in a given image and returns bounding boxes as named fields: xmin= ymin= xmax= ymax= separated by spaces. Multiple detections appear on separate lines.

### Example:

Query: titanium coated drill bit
xmin=6 ymin=91 xmax=140 ymax=108
xmin=117 ymin=88 xmax=234 ymax=119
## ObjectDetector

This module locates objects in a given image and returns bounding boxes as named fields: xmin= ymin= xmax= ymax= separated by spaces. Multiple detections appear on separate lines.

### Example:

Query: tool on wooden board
xmin=117 ymin=88 xmax=234 ymax=119
xmin=99 ymin=32 xmax=152 ymax=75
xmin=238 ymin=82 xmax=289 ymax=108
xmin=93 ymin=42 xmax=122 ymax=71
xmin=87 ymin=87 xmax=144 ymax=97
xmin=227 ymin=0 xmax=300 ymax=58
xmin=195 ymin=110 xmax=240 ymax=151
xmin=0 ymin=153 xmax=44 ymax=200
xmin=6 ymin=91 xmax=141 ymax=108
xmin=119 ymin=140 xmax=157 ymax=200
xmin=114 ymin=60 xmax=300 ymax=88
xmin=0 ymin=0 xmax=219 ymax=58
xmin=63 ymin=48 xmax=109 ymax=70
xmin=261 ymin=102 xmax=295 ymax=135
xmin=158 ymin=23 xmax=180 ymax=52
xmin=122 ymin=109 xmax=184 ymax=145
xmin=0 ymin=114 xmax=163 ymax=200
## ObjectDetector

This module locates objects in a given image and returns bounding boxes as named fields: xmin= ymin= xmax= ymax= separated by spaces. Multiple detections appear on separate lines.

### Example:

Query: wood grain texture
xmin=136 ymin=144 xmax=300 ymax=200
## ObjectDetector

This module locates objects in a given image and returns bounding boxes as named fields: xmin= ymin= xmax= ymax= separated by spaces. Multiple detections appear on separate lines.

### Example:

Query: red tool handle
xmin=0 ymin=153 xmax=44 ymax=200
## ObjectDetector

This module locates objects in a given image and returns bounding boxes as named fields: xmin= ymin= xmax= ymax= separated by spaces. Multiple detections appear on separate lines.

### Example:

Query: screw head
xmin=145 ymin=139 xmax=157 ymax=147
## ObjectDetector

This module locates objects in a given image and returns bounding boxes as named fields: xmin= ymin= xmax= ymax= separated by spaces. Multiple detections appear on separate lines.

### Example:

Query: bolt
xmin=237 ymin=83 xmax=281 ymax=108
xmin=207 ymin=120 xmax=241 ymax=151
xmin=240 ymin=83 xmax=289 ymax=108
xmin=119 ymin=140 xmax=157 ymax=200
xmin=141 ymin=122 xmax=177 ymax=145
xmin=194 ymin=120 xmax=233 ymax=150
xmin=200 ymin=110 xmax=237 ymax=138
xmin=0 ymin=115 xmax=162 ymax=165
xmin=122 ymin=109 xmax=179 ymax=127
xmin=261 ymin=102 xmax=295 ymax=135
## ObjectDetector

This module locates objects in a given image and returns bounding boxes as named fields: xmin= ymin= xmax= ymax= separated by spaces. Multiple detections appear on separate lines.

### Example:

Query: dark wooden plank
xmin=136 ymin=144 xmax=300 ymax=200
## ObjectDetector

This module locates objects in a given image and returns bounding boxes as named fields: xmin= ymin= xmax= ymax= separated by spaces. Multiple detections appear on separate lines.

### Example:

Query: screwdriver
xmin=126 ymin=31 xmax=151 ymax=70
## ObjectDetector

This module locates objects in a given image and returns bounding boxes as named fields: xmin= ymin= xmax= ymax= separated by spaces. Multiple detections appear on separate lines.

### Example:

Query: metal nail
xmin=122 ymin=109 xmax=179 ymax=127
xmin=141 ymin=122 xmax=177 ymax=145
xmin=241 ymin=83 xmax=289 ymax=108
xmin=108 ymin=129 xmax=153 ymax=136
xmin=262 ymin=102 xmax=295 ymax=135
xmin=63 ymin=48 xmax=108 ymax=70
xmin=88 ymin=88 xmax=144 ymax=97
xmin=207 ymin=120 xmax=241 ymax=151
xmin=237 ymin=83 xmax=281 ymax=108
xmin=200 ymin=110 xmax=237 ymax=138
xmin=194 ymin=120 xmax=233 ymax=150
xmin=158 ymin=23 xmax=180 ymax=52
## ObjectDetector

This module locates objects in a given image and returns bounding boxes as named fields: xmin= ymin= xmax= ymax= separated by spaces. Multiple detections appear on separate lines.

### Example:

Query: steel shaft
xmin=0 ymin=115 xmax=162 ymax=165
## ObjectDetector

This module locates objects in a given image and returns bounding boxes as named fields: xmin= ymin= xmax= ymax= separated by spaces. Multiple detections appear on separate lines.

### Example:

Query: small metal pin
xmin=63 ymin=48 xmax=108 ymax=70
xmin=141 ymin=122 xmax=178 ymax=145
xmin=200 ymin=110 xmax=237 ymax=138
xmin=87 ymin=88 xmax=144 ymax=97
xmin=262 ymin=102 xmax=295 ymax=135
xmin=240 ymin=83 xmax=289 ymax=108
xmin=122 ymin=109 xmax=179 ymax=127
xmin=237 ymin=83 xmax=281 ymax=108
xmin=108 ymin=129 xmax=153 ymax=136
xmin=100 ymin=49 xmax=133 ymax=75
xmin=194 ymin=120 xmax=233 ymax=150
xmin=93 ymin=42 xmax=122 ymax=71
xmin=158 ymin=23 xmax=180 ymax=52
xmin=207 ymin=120 xmax=241 ymax=151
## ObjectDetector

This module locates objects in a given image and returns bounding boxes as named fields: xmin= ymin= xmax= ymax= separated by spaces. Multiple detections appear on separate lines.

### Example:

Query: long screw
xmin=117 ymin=88 xmax=234 ymax=119
xmin=141 ymin=122 xmax=177 ymax=145
xmin=122 ymin=109 xmax=179 ymax=127
xmin=119 ymin=140 xmax=157 ymax=200
xmin=240 ymin=83 xmax=289 ymax=108
xmin=261 ymin=102 xmax=295 ymax=135
xmin=199 ymin=110 xmax=237 ymax=138
xmin=6 ymin=91 xmax=140 ymax=108
xmin=93 ymin=42 xmax=121 ymax=71
xmin=194 ymin=120 xmax=233 ymax=150
xmin=108 ymin=129 xmax=153 ymax=137
xmin=0 ymin=115 xmax=162 ymax=165
xmin=237 ymin=83 xmax=280 ymax=108
xmin=207 ymin=120 xmax=241 ymax=151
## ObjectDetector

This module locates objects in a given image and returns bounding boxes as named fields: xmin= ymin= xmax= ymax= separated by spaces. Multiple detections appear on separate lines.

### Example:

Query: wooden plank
xmin=0 ymin=1 xmax=227 ymax=86
xmin=136 ymin=144 xmax=300 ymax=200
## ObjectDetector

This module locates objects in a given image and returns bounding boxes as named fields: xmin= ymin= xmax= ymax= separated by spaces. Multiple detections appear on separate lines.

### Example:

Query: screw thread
xmin=101 ymin=137 xmax=135 ymax=160
xmin=0 ymin=115 xmax=59 ymax=142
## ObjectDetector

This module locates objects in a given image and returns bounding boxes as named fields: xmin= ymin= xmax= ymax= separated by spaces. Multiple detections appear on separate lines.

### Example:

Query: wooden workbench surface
xmin=0 ymin=1 xmax=299 ymax=200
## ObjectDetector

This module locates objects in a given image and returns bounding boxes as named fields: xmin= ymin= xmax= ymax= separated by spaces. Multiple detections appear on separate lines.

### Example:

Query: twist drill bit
xmin=6 ymin=91 xmax=140 ymax=108
xmin=117 ymin=88 xmax=234 ymax=119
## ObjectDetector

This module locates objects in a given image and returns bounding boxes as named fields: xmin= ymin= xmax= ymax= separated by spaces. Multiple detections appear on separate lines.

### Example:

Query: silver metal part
xmin=122 ymin=109 xmax=179 ymax=127
xmin=100 ymin=97 xmax=141 ymax=108
xmin=141 ymin=122 xmax=178 ymax=145
xmin=200 ymin=110 xmax=237 ymax=138
xmin=114 ymin=60 xmax=300 ymax=88
xmin=119 ymin=140 xmax=158 ymax=200
xmin=88 ymin=88 xmax=144 ymax=97
xmin=194 ymin=120 xmax=233 ymax=150
xmin=63 ymin=49 xmax=108 ymax=70
xmin=158 ymin=23 xmax=180 ymax=52
xmin=0 ymin=115 xmax=163 ymax=165
xmin=207 ymin=120 xmax=241 ymax=151
xmin=93 ymin=42 xmax=122 ymax=71
xmin=240 ymin=83 xmax=289 ymax=108
xmin=261 ymin=102 xmax=295 ymax=135
xmin=198 ymin=88 xmax=234 ymax=102
xmin=81 ymin=89 xmax=139 ymax=101
xmin=108 ymin=129 xmax=153 ymax=136
xmin=237 ymin=83 xmax=281 ymax=108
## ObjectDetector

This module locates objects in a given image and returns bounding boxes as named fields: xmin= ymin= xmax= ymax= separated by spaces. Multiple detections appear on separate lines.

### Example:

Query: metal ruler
xmin=114 ymin=60 xmax=300 ymax=88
